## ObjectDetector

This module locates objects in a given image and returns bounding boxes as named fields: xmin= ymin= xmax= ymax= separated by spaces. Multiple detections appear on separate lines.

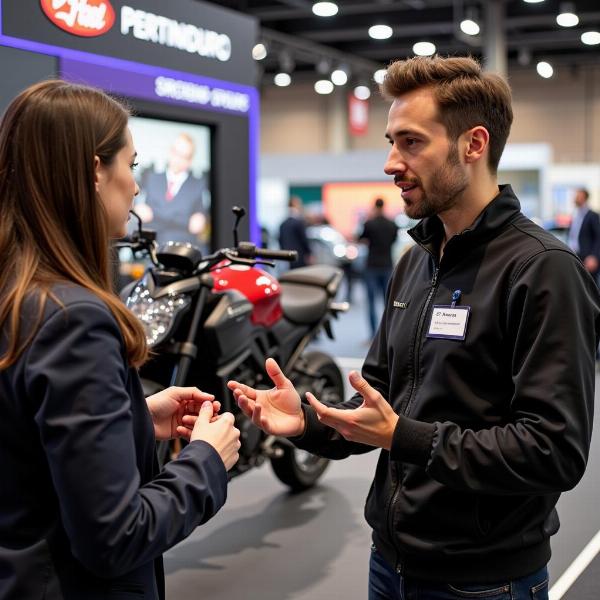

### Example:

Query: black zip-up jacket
xmin=293 ymin=186 xmax=600 ymax=583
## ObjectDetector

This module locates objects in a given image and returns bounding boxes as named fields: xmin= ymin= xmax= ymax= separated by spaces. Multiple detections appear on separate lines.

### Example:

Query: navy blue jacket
xmin=0 ymin=285 xmax=227 ymax=599
xmin=279 ymin=215 xmax=312 ymax=269
xmin=573 ymin=208 xmax=600 ymax=274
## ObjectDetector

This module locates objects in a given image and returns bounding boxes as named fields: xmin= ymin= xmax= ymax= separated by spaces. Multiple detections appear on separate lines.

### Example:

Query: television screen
xmin=127 ymin=115 xmax=212 ymax=253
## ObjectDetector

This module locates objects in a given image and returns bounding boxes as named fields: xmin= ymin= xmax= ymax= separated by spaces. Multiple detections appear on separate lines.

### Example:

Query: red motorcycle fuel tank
xmin=212 ymin=263 xmax=283 ymax=327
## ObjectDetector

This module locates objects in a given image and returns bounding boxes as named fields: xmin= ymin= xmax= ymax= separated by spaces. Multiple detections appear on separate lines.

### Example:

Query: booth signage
xmin=40 ymin=0 xmax=116 ymax=37
xmin=1 ymin=0 xmax=256 ymax=85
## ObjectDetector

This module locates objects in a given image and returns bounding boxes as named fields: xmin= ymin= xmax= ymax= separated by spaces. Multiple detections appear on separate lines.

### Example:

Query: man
xmin=228 ymin=56 xmax=600 ymax=599
xmin=278 ymin=196 xmax=312 ymax=269
xmin=359 ymin=198 xmax=399 ymax=337
xmin=567 ymin=187 xmax=600 ymax=282
xmin=136 ymin=132 xmax=208 ymax=247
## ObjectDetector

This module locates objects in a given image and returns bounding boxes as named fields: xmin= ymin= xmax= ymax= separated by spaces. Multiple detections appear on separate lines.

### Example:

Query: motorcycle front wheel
xmin=270 ymin=350 xmax=344 ymax=492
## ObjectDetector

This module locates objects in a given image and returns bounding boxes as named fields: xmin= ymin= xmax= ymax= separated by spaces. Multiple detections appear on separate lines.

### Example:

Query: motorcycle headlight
xmin=125 ymin=282 xmax=192 ymax=347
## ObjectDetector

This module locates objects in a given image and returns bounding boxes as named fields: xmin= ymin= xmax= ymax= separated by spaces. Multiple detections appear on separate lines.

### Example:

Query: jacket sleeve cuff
xmin=288 ymin=404 xmax=329 ymax=450
xmin=390 ymin=416 xmax=436 ymax=466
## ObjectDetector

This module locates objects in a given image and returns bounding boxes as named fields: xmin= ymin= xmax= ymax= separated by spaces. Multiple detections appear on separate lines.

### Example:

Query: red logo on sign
xmin=40 ymin=0 xmax=116 ymax=37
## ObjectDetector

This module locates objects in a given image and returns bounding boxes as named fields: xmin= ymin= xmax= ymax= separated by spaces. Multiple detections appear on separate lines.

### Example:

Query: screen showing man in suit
xmin=129 ymin=117 xmax=211 ymax=252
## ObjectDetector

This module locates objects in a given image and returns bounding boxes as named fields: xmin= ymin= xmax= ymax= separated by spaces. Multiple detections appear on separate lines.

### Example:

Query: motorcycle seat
xmin=278 ymin=265 xmax=342 ymax=297
xmin=279 ymin=282 xmax=329 ymax=325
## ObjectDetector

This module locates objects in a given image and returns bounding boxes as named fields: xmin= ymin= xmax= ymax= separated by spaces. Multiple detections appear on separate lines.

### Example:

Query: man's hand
xmin=306 ymin=371 xmax=399 ymax=450
xmin=188 ymin=212 xmax=206 ymax=235
xmin=227 ymin=358 xmax=305 ymax=437
xmin=146 ymin=386 xmax=220 ymax=441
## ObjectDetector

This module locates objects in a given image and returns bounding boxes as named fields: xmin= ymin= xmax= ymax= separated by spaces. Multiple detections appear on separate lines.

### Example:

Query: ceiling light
xmin=556 ymin=3 xmax=579 ymax=27
xmin=331 ymin=69 xmax=348 ymax=85
xmin=413 ymin=41 xmax=436 ymax=56
xmin=581 ymin=31 xmax=600 ymax=45
xmin=460 ymin=19 xmax=480 ymax=36
xmin=374 ymin=69 xmax=387 ymax=84
xmin=523 ymin=0 xmax=545 ymax=3
xmin=369 ymin=25 xmax=393 ymax=40
xmin=536 ymin=61 xmax=553 ymax=78
xmin=274 ymin=73 xmax=291 ymax=87
xmin=252 ymin=43 xmax=267 ymax=61
xmin=312 ymin=2 xmax=338 ymax=17
xmin=315 ymin=80 xmax=334 ymax=94
xmin=354 ymin=85 xmax=371 ymax=100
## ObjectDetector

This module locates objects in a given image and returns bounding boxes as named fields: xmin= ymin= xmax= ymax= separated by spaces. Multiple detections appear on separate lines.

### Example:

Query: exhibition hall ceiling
xmin=207 ymin=0 xmax=600 ymax=84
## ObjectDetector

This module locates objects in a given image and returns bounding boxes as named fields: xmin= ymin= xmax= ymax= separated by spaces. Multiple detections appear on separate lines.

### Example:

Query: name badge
xmin=427 ymin=305 xmax=470 ymax=340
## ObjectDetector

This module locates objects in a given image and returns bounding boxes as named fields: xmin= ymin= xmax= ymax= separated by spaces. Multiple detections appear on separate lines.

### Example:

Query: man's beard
xmin=404 ymin=142 xmax=469 ymax=220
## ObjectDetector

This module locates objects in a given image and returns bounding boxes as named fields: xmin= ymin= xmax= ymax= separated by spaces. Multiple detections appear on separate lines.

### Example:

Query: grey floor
xmin=165 ymin=283 xmax=600 ymax=599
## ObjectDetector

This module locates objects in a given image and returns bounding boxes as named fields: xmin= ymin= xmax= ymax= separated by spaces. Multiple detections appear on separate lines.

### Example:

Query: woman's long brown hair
xmin=0 ymin=80 xmax=148 ymax=369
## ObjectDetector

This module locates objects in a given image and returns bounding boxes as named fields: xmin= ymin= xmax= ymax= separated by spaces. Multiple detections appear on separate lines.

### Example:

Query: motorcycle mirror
xmin=127 ymin=209 xmax=157 ymax=243
xmin=232 ymin=206 xmax=246 ymax=247
xmin=129 ymin=209 xmax=143 ymax=239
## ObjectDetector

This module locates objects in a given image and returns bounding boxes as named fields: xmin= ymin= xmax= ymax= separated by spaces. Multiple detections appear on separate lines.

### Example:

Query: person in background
xmin=136 ymin=132 xmax=208 ymax=247
xmin=0 ymin=80 xmax=240 ymax=600
xmin=228 ymin=55 xmax=600 ymax=600
xmin=567 ymin=187 xmax=600 ymax=284
xmin=278 ymin=195 xmax=312 ymax=269
xmin=358 ymin=197 xmax=399 ymax=337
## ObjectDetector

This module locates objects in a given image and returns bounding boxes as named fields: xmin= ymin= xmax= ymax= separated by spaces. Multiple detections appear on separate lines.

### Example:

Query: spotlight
xmin=556 ymin=3 xmax=579 ymax=27
xmin=536 ymin=61 xmax=553 ymax=78
xmin=312 ymin=2 xmax=338 ymax=17
xmin=373 ymin=69 xmax=387 ymax=84
xmin=315 ymin=80 xmax=334 ymax=94
xmin=581 ymin=31 xmax=600 ymax=45
xmin=460 ymin=19 xmax=480 ymax=36
xmin=413 ymin=41 xmax=436 ymax=56
xmin=252 ymin=43 xmax=267 ymax=61
xmin=274 ymin=73 xmax=291 ymax=87
xmin=354 ymin=85 xmax=371 ymax=100
xmin=369 ymin=25 xmax=393 ymax=40
xmin=331 ymin=69 xmax=348 ymax=86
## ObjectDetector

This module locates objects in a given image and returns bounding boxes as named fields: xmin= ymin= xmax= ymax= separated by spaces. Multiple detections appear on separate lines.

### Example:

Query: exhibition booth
xmin=0 ymin=0 xmax=260 ymax=248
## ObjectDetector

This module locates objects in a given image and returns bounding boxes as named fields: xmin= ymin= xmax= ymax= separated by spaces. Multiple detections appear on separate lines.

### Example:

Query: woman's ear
xmin=94 ymin=155 xmax=103 ymax=193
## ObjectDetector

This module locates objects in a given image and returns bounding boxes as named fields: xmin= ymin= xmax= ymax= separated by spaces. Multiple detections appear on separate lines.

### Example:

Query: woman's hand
xmin=146 ymin=387 xmax=220 ymax=441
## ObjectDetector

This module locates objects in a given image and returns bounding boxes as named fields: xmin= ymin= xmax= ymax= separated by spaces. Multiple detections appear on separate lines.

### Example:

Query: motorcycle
xmin=117 ymin=207 xmax=348 ymax=490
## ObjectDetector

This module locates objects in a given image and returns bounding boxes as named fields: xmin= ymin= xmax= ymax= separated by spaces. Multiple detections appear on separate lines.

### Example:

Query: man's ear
xmin=463 ymin=126 xmax=489 ymax=164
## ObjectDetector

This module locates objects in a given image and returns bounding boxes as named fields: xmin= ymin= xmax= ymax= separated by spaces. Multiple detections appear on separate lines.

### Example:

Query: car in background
xmin=306 ymin=224 xmax=367 ymax=273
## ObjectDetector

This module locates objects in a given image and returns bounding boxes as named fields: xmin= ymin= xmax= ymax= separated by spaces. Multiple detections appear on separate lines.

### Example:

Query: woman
xmin=0 ymin=80 xmax=240 ymax=599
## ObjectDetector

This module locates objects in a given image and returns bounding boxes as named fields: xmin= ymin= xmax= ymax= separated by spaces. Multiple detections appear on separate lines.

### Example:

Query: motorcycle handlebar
xmin=236 ymin=242 xmax=298 ymax=262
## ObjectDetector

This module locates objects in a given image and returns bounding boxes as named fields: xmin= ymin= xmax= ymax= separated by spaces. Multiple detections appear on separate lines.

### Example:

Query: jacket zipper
xmin=387 ymin=261 xmax=440 ymax=574
xmin=404 ymin=265 xmax=439 ymax=418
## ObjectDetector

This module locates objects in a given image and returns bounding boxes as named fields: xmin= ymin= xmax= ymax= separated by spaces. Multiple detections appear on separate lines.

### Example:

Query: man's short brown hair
xmin=381 ymin=56 xmax=513 ymax=174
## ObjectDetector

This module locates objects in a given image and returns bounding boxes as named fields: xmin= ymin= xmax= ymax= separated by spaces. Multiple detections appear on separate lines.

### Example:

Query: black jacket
xmin=359 ymin=215 xmax=399 ymax=269
xmin=293 ymin=186 xmax=600 ymax=583
xmin=0 ymin=285 xmax=227 ymax=599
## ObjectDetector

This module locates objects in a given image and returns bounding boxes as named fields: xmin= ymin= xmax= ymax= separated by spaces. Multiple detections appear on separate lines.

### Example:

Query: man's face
xmin=384 ymin=88 xmax=469 ymax=220
xmin=168 ymin=136 xmax=195 ymax=175
xmin=574 ymin=190 xmax=587 ymax=208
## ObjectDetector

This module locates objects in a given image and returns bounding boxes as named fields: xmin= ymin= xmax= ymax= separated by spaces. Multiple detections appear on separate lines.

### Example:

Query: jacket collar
xmin=408 ymin=184 xmax=521 ymax=256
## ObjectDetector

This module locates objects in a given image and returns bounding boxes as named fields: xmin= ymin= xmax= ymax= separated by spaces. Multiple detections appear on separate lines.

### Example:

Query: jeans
xmin=368 ymin=545 xmax=549 ymax=600
xmin=364 ymin=268 xmax=392 ymax=336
